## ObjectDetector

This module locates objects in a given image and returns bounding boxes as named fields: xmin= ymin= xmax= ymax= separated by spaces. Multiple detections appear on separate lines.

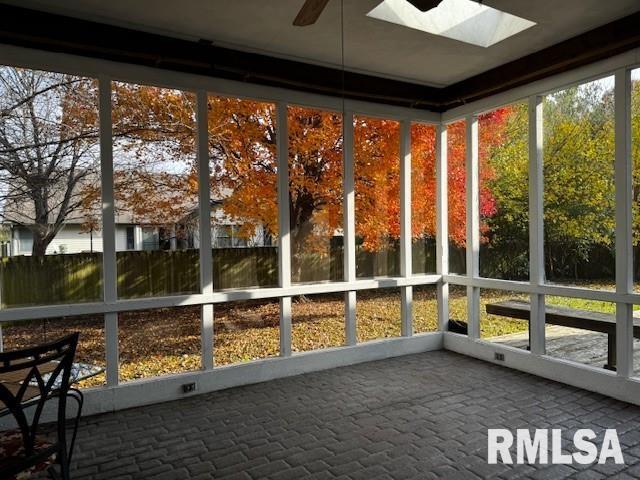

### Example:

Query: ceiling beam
xmin=0 ymin=4 xmax=441 ymax=110
xmin=0 ymin=4 xmax=639 ymax=112
xmin=440 ymin=10 xmax=640 ymax=108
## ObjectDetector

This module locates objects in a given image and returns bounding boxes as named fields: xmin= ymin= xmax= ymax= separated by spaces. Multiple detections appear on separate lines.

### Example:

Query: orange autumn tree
xmin=354 ymin=116 xmax=401 ymax=252
xmin=96 ymin=87 xmax=511 ymax=261
xmin=411 ymin=123 xmax=437 ymax=245
xmin=110 ymin=84 xmax=199 ymax=230
xmin=445 ymin=111 xmax=511 ymax=250
xmin=287 ymin=106 xmax=343 ymax=279
xmin=206 ymin=97 xmax=279 ymax=243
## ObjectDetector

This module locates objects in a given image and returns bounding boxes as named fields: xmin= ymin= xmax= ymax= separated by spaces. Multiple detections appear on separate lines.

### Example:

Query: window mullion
xmin=99 ymin=76 xmax=118 ymax=386
xmin=197 ymin=90 xmax=214 ymax=370
xmin=400 ymin=119 xmax=413 ymax=336
xmin=343 ymin=111 xmax=357 ymax=345
xmin=277 ymin=102 xmax=292 ymax=356
xmin=466 ymin=115 xmax=480 ymax=339
xmin=436 ymin=124 xmax=449 ymax=331
xmin=615 ymin=68 xmax=633 ymax=378
xmin=529 ymin=95 xmax=546 ymax=356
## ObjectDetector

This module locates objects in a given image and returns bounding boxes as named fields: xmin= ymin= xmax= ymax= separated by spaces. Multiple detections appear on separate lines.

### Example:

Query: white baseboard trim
xmin=80 ymin=332 xmax=443 ymax=416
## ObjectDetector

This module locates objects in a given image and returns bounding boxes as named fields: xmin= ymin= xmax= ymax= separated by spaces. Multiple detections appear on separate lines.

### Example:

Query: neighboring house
xmin=1 ymin=187 xmax=271 ymax=257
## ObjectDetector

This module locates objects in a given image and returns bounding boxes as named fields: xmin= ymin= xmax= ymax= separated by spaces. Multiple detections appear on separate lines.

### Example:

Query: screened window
xmin=354 ymin=116 xmax=400 ymax=278
xmin=0 ymin=66 xmax=102 ymax=308
xmin=411 ymin=123 xmax=437 ymax=275
xmin=543 ymin=76 xmax=615 ymax=289
xmin=207 ymin=96 xmax=278 ymax=290
xmin=478 ymin=103 xmax=529 ymax=280
xmin=288 ymin=106 xmax=343 ymax=284
xmin=447 ymin=120 xmax=467 ymax=275
xmin=112 ymin=81 xmax=199 ymax=299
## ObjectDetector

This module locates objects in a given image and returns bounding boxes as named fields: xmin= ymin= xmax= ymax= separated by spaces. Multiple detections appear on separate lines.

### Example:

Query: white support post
xmin=466 ymin=116 xmax=480 ymax=339
xmin=529 ymin=95 xmax=546 ymax=356
xmin=400 ymin=120 xmax=413 ymax=337
xmin=615 ymin=68 xmax=634 ymax=378
xmin=277 ymin=102 xmax=292 ymax=357
xmin=99 ymin=77 xmax=119 ymax=386
xmin=343 ymin=111 xmax=358 ymax=345
xmin=197 ymin=90 xmax=214 ymax=370
xmin=436 ymin=124 xmax=449 ymax=331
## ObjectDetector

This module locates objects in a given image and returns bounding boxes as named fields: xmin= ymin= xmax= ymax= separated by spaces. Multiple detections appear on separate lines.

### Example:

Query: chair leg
xmin=66 ymin=388 xmax=84 ymax=464
xmin=56 ymin=418 xmax=71 ymax=480
xmin=51 ymin=388 xmax=84 ymax=480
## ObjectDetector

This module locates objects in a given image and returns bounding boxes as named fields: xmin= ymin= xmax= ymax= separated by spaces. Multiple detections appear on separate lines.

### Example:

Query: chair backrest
xmin=0 ymin=333 xmax=78 ymax=456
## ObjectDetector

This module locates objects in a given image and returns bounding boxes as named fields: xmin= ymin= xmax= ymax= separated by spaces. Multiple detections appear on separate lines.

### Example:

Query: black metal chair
xmin=0 ymin=333 xmax=83 ymax=480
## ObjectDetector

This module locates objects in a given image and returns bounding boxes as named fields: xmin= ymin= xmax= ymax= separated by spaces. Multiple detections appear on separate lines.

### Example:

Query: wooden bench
xmin=486 ymin=300 xmax=640 ymax=371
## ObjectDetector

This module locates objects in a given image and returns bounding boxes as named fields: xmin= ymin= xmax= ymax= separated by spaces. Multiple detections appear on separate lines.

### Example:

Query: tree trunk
xmin=31 ymin=232 xmax=50 ymax=257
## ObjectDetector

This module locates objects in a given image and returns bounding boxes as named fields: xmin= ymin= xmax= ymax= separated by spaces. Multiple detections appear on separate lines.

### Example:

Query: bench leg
xmin=604 ymin=333 xmax=616 ymax=371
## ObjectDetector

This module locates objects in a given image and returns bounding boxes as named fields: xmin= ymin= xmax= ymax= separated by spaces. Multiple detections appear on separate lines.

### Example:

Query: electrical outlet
xmin=182 ymin=382 xmax=197 ymax=393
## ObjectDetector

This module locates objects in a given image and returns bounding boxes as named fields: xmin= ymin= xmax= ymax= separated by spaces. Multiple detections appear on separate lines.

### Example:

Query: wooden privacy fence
xmin=212 ymin=247 xmax=277 ymax=291
xmin=0 ymin=248 xmax=280 ymax=307
xmin=0 ymin=239 xmax=438 ymax=307
xmin=0 ymin=253 xmax=103 ymax=308
xmin=116 ymin=250 xmax=200 ymax=298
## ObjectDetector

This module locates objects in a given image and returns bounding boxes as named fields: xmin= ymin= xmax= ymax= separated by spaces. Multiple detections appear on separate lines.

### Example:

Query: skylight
xmin=367 ymin=0 xmax=536 ymax=48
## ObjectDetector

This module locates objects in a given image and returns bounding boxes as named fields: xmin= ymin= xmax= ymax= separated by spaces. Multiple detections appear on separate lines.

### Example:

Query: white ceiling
xmin=4 ymin=0 xmax=640 ymax=87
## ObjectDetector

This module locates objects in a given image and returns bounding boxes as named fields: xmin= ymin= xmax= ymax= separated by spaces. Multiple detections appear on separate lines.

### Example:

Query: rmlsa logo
xmin=488 ymin=429 xmax=624 ymax=465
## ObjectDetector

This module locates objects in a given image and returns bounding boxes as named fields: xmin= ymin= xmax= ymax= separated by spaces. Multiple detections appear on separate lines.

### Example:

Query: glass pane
xmin=118 ymin=306 xmax=201 ymax=382
xmin=632 ymin=68 xmax=640 ymax=291
xmin=448 ymin=285 xmax=468 ymax=335
xmin=479 ymin=104 xmax=529 ymax=280
xmin=0 ymin=67 xmax=102 ymax=308
xmin=411 ymin=123 xmax=437 ymax=275
xmin=543 ymin=76 xmax=615 ymax=289
xmin=447 ymin=120 xmax=467 ymax=275
xmin=354 ymin=116 xmax=400 ymax=278
xmin=2 ymin=314 xmax=106 ymax=388
xmin=292 ymin=293 xmax=345 ymax=352
xmin=413 ymin=284 xmax=438 ymax=334
xmin=288 ymin=106 xmax=343 ymax=283
xmin=112 ymin=82 xmax=199 ymax=299
xmin=214 ymin=298 xmax=280 ymax=365
xmin=545 ymin=296 xmax=614 ymax=370
xmin=356 ymin=288 xmax=401 ymax=342
xmin=479 ymin=288 xmax=530 ymax=351
xmin=207 ymin=96 xmax=279 ymax=290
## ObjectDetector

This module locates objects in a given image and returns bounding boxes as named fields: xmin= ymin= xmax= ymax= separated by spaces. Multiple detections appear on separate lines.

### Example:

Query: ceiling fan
xmin=293 ymin=0 xmax=444 ymax=26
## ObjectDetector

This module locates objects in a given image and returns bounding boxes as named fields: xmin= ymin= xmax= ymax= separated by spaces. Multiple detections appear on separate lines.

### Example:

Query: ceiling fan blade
xmin=406 ymin=0 xmax=444 ymax=11
xmin=293 ymin=0 xmax=331 ymax=26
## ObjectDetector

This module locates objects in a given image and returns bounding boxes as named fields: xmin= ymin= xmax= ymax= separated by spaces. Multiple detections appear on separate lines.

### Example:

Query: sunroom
xmin=1 ymin=1 xmax=640 ymax=478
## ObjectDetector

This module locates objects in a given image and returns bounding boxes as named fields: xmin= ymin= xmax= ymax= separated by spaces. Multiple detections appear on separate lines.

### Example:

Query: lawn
xmin=2 ymin=283 xmax=620 ymax=387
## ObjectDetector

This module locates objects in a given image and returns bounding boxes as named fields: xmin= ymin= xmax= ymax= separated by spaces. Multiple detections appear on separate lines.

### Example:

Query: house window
xmin=231 ymin=226 xmax=248 ymax=247
xmin=126 ymin=226 xmax=135 ymax=250
xmin=213 ymin=226 xmax=232 ymax=248
xmin=141 ymin=227 xmax=159 ymax=251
